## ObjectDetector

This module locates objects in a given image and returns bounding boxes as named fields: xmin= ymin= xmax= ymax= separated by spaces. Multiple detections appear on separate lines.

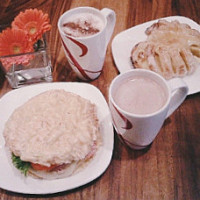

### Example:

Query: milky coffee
xmin=62 ymin=12 xmax=104 ymax=37
xmin=113 ymin=76 xmax=167 ymax=115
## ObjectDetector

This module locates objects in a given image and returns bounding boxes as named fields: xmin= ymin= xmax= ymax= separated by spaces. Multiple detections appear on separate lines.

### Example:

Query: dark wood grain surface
xmin=0 ymin=0 xmax=200 ymax=199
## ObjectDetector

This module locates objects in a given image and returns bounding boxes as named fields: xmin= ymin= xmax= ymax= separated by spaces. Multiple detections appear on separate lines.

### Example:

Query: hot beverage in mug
xmin=109 ymin=69 xmax=188 ymax=149
xmin=58 ymin=7 xmax=116 ymax=80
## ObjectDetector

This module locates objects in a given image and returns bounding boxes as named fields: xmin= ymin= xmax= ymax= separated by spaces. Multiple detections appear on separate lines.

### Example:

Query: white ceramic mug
xmin=58 ymin=7 xmax=116 ymax=81
xmin=109 ymin=69 xmax=188 ymax=150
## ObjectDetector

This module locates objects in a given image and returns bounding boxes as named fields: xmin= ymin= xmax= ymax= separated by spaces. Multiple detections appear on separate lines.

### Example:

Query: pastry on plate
xmin=131 ymin=19 xmax=200 ymax=79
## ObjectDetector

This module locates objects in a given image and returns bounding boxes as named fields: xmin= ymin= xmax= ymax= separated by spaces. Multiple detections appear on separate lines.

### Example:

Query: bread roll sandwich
xmin=3 ymin=89 xmax=101 ymax=179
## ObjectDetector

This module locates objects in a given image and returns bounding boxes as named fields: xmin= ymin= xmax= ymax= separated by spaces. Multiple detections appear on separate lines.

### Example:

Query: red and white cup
xmin=109 ymin=69 xmax=188 ymax=150
xmin=58 ymin=7 xmax=116 ymax=81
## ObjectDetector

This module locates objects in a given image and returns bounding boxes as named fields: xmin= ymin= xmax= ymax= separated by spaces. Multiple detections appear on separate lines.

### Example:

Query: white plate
xmin=112 ymin=16 xmax=200 ymax=95
xmin=0 ymin=82 xmax=114 ymax=194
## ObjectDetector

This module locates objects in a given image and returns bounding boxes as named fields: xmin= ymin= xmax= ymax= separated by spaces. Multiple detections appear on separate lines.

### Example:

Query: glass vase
xmin=0 ymin=35 xmax=53 ymax=88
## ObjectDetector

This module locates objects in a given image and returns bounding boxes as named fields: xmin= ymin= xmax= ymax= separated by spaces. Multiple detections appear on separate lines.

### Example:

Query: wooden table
xmin=0 ymin=0 xmax=200 ymax=199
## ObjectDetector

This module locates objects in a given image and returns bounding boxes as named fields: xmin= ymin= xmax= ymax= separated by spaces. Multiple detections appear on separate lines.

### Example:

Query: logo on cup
xmin=111 ymin=101 xmax=133 ymax=130
xmin=61 ymin=37 xmax=102 ymax=81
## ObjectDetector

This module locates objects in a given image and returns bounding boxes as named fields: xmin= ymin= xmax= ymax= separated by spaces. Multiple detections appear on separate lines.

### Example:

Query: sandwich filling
xmin=3 ymin=89 xmax=101 ymax=178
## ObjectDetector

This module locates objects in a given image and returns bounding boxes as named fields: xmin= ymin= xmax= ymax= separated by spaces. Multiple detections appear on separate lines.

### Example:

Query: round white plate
xmin=111 ymin=16 xmax=200 ymax=95
xmin=0 ymin=82 xmax=114 ymax=194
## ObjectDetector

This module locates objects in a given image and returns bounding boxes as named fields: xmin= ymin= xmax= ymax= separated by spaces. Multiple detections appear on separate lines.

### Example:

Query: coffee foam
xmin=62 ymin=12 xmax=104 ymax=37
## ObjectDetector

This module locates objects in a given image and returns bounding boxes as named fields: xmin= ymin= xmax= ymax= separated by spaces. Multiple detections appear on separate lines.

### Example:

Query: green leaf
xmin=11 ymin=153 xmax=31 ymax=176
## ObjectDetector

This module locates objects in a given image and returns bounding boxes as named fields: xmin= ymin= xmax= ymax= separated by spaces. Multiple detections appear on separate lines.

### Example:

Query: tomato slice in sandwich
xmin=31 ymin=163 xmax=58 ymax=171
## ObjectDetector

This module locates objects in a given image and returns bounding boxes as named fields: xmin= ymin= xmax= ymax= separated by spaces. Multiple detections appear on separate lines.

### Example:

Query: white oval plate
xmin=112 ymin=16 xmax=200 ymax=95
xmin=0 ymin=82 xmax=114 ymax=194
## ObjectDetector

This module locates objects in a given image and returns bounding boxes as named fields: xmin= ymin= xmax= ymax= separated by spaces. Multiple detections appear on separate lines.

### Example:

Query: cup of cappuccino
xmin=58 ymin=7 xmax=116 ymax=80
xmin=109 ymin=69 xmax=188 ymax=150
